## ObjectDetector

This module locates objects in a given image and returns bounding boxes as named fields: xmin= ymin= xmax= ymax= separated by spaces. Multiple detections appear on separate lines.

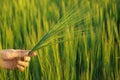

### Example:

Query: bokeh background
xmin=0 ymin=0 xmax=120 ymax=80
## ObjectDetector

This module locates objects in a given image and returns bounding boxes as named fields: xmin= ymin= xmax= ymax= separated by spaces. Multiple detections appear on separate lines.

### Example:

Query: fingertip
xmin=17 ymin=65 xmax=25 ymax=72
xmin=24 ymin=57 xmax=31 ymax=62
xmin=29 ymin=52 xmax=36 ymax=57
xmin=32 ymin=52 xmax=37 ymax=56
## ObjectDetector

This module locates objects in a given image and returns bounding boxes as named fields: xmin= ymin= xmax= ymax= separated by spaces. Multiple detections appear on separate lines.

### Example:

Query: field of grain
xmin=0 ymin=0 xmax=120 ymax=80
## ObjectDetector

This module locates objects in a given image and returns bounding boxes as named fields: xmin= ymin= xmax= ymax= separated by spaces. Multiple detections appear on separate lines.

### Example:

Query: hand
xmin=0 ymin=49 xmax=36 ymax=71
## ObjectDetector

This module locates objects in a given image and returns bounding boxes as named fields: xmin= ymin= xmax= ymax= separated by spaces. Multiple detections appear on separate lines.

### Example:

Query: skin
xmin=0 ymin=49 xmax=36 ymax=71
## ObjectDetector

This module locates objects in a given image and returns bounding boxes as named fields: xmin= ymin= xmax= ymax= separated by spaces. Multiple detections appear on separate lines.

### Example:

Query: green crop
xmin=0 ymin=0 xmax=120 ymax=80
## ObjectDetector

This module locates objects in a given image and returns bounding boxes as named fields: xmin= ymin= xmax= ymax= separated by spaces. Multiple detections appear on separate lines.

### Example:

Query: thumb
xmin=8 ymin=50 xmax=30 ymax=59
xmin=1 ymin=49 xmax=30 ymax=60
xmin=12 ymin=50 xmax=30 ymax=58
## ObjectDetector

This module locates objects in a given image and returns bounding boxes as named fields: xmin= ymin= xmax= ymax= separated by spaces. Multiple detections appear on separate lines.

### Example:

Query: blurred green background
xmin=0 ymin=0 xmax=120 ymax=80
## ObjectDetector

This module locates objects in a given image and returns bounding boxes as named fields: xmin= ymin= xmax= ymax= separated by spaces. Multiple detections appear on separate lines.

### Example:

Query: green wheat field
xmin=0 ymin=0 xmax=120 ymax=80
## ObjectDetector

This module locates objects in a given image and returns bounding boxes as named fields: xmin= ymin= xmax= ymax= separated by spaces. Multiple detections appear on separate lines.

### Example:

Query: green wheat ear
xmin=29 ymin=6 xmax=96 ymax=54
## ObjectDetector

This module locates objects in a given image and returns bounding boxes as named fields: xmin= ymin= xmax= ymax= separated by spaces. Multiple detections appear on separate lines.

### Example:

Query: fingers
xmin=24 ymin=56 xmax=31 ymax=62
xmin=17 ymin=60 xmax=30 ymax=71
xmin=18 ymin=61 xmax=29 ymax=67
xmin=17 ymin=65 xmax=25 ymax=71
xmin=16 ymin=56 xmax=31 ymax=71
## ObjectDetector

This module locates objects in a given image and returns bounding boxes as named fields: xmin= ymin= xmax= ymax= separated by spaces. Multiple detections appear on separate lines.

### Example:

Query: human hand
xmin=0 ymin=49 xmax=36 ymax=71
